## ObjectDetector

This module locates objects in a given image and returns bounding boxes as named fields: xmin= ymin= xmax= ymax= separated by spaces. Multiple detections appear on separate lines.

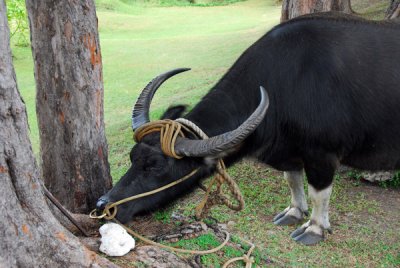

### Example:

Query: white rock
xmin=99 ymin=223 xmax=135 ymax=257
xmin=362 ymin=171 xmax=394 ymax=182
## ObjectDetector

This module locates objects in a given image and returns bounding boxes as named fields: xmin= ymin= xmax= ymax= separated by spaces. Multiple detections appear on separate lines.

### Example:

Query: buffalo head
xmin=96 ymin=68 xmax=269 ymax=223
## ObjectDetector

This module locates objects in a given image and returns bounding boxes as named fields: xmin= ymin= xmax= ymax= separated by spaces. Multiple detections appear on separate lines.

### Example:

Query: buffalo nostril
xmin=96 ymin=197 xmax=109 ymax=211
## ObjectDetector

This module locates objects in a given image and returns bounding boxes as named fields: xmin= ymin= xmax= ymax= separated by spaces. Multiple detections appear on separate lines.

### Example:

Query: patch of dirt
xmin=340 ymin=178 xmax=400 ymax=234
xmin=126 ymin=215 xmax=177 ymax=239
xmin=354 ymin=182 xmax=399 ymax=211
xmin=115 ymin=246 xmax=193 ymax=268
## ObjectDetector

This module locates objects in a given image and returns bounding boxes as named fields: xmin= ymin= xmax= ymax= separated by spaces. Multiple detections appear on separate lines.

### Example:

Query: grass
xmin=153 ymin=208 xmax=173 ymax=224
xmin=168 ymin=233 xmax=233 ymax=266
xmin=163 ymin=232 xmax=267 ymax=267
xmin=14 ymin=0 xmax=280 ymax=179
xmin=380 ymin=177 xmax=400 ymax=189
xmin=352 ymin=0 xmax=389 ymax=19
xmin=10 ymin=0 xmax=400 ymax=267
xmin=164 ymin=161 xmax=400 ymax=267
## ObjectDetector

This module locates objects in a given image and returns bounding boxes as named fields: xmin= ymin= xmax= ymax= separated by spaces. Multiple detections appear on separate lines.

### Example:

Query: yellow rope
xmin=222 ymin=240 xmax=255 ymax=268
xmin=115 ymin=218 xmax=231 ymax=254
xmin=134 ymin=119 xmax=193 ymax=159
xmin=90 ymin=168 xmax=199 ymax=220
xmin=195 ymin=159 xmax=245 ymax=219
xmin=134 ymin=119 xmax=245 ymax=218
xmin=90 ymin=119 xmax=253 ymax=267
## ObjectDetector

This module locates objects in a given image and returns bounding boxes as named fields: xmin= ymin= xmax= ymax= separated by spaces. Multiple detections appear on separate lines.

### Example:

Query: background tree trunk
xmin=25 ymin=0 xmax=112 ymax=213
xmin=0 ymin=2 xmax=115 ymax=266
xmin=281 ymin=0 xmax=353 ymax=22
xmin=386 ymin=0 xmax=400 ymax=19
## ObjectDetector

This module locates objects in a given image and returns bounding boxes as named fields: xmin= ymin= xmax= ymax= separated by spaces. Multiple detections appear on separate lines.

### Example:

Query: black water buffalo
xmin=97 ymin=13 xmax=400 ymax=245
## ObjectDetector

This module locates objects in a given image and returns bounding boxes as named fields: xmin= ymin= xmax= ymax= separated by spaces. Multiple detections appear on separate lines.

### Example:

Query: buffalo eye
xmin=144 ymin=156 xmax=164 ymax=172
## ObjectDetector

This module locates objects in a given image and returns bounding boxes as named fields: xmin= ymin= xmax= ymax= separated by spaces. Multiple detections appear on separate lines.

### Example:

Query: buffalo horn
xmin=174 ymin=86 xmax=269 ymax=157
xmin=132 ymin=68 xmax=191 ymax=131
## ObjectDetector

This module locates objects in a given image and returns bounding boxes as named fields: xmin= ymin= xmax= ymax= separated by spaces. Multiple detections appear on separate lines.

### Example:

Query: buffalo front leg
xmin=291 ymin=153 xmax=337 ymax=245
xmin=291 ymin=184 xmax=333 ymax=245
xmin=273 ymin=170 xmax=308 ymax=226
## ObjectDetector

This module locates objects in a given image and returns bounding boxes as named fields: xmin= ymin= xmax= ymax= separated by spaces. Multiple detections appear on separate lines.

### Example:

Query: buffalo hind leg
xmin=274 ymin=170 xmax=308 ymax=226
xmin=291 ymin=153 xmax=337 ymax=245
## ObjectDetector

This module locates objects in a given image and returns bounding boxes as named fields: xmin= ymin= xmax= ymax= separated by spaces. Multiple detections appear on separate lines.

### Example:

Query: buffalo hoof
xmin=290 ymin=221 xmax=331 ymax=246
xmin=273 ymin=206 xmax=307 ymax=226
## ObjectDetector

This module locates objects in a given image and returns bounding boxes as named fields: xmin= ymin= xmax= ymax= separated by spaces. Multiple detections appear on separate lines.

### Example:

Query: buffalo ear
xmin=160 ymin=105 xmax=187 ymax=120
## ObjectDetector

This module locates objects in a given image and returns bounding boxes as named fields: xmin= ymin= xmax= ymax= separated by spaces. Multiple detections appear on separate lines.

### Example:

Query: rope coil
xmin=175 ymin=118 xmax=245 ymax=218
xmin=134 ymin=119 xmax=193 ymax=159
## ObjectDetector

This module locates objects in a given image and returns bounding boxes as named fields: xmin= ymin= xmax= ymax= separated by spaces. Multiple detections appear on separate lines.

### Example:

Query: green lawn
xmin=13 ymin=0 xmax=280 ymax=179
xmin=97 ymin=0 xmax=280 ymax=179
xmin=10 ymin=0 xmax=399 ymax=267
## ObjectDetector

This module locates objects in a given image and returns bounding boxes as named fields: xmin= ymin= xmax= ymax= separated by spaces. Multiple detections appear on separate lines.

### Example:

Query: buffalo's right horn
xmin=132 ymin=68 xmax=191 ymax=131
xmin=174 ymin=86 xmax=269 ymax=157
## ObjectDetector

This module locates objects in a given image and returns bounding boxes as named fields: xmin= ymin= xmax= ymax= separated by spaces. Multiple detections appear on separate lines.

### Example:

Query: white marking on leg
xmin=306 ymin=223 xmax=324 ymax=236
xmin=284 ymin=170 xmax=308 ymax=212
xmin=308 ymin=184 xmax=332 ymax=230
xmin=280 ymin=205 xmax=303 ymax=219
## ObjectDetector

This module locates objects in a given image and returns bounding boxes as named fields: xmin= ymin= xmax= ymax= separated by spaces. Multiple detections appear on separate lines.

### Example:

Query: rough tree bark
xmin=281 ymin=0 xmax=353 ymax=22
xmin=25 ymin=0 xmax=112 ymax=213
xmin=0 ymin=2 xmax=116 ymax=266
xmin=386 ymin=0 xmax=400 ymax=19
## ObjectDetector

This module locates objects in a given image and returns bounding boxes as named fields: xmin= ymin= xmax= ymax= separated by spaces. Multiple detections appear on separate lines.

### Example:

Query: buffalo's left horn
xmin=174 ymin=86 xmax=269 ymax=157
xmin=132 ymin=68 xmax=191 ymax=131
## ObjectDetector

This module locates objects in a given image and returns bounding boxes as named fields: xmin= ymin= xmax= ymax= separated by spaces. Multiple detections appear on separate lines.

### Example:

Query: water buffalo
xmin=97 ymin=13 xmax=400 ymax=245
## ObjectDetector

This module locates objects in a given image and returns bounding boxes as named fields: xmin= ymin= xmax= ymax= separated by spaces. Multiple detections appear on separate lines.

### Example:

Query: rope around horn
xmin=135 ymin=118 xmax=245 ymax=218
xmin=92 ymin=119 xmax=252 ymax=267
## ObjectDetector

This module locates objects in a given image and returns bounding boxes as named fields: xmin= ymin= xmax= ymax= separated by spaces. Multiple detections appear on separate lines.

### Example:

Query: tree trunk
xmin=0 ymin=2 xmax=116 ymax=266
xmin=25 ymin=0 xmax=112 ymax=213
xmin=386 ymin=0 xmax=400 ymax=19
xmin=281 ymin=0 xmax=353 ymax=22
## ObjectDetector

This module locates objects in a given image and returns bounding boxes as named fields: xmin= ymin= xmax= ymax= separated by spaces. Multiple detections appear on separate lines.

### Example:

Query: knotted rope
xmin=91 ymin=118 xmax=253 ymax=267
xmin=134 ymin=119 xmax=188 ymax=159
